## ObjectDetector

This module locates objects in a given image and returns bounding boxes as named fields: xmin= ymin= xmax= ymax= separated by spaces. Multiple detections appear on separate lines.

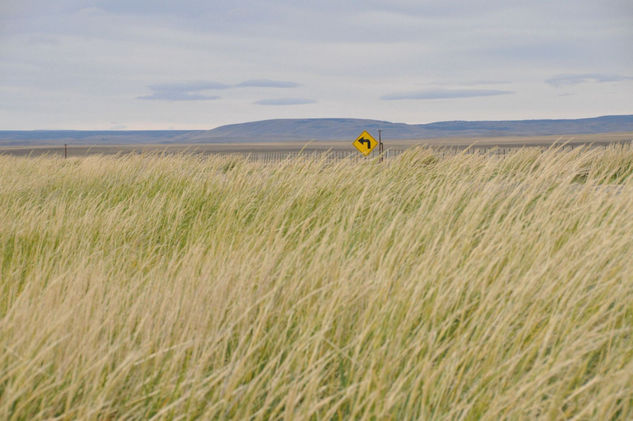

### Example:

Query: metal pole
xmin=64 ymin=144 xmax=67 ymax=159
xmin=378 ymin=129 xmax=383 ymax=162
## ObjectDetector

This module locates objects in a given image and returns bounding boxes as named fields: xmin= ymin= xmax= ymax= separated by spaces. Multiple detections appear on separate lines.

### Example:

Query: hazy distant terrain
xmin=2 ymin=115 xmax=632 ymax=146
xmin=197 ymin=115 xmax=633 ymax=142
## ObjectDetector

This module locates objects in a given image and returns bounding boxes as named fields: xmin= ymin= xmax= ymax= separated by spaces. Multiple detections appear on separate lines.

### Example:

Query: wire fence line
xmin=2 ymin=139 xmax=630 ymax=160
xmin=229 ymin=149 xmax=405 ymax=164
xmin=210 ymin=141 xmax=633 ymax=164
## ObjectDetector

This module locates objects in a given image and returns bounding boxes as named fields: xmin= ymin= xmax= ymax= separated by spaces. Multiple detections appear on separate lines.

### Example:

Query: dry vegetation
xmin=1 ymin=131 xmax=632 ymax=157
xmin=1 ymin=146 xmax=633 ymax=419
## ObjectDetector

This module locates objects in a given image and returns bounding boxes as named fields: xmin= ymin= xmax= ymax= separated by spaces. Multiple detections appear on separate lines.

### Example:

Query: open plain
xmin=0 ymin=132 xmax=632 ymax=158
xmin=1 ymin=146 xmax=632 ymax=419
xmin=3 ymin=0 xmax=632 ymax=417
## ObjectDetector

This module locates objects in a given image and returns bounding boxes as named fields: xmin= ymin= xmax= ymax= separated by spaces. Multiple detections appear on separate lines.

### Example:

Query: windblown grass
xmin=1 ymin=146 xmax=633 ymax=419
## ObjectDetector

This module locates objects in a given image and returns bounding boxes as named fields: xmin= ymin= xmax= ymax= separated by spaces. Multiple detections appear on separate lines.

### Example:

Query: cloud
xmin=237 ymin=79 xmax=299 ymax=88
xmin=381 ymin=89 xmax=513 ymax=100
xmin=150 ymin=81 xmax=230 ymax=91
xmin=138 ymin=81 xmax=228 ymax=101
xmin=137 ymin=79 xmax=302 ymax=101
xmin=254 ymin=98 xmax=316 ymax=106
xmin=546 ymin=73 xmax=633 ymax=87
xmin=3 ymin=1 xmax=633 ymax=128
xmin=138 ymin=93 xmax=221 ymax=101
xmin=27 ymin=35 xmax=60 ymax=46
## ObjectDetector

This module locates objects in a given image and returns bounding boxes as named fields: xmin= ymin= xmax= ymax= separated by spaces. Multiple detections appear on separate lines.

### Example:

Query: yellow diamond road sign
xmin=353 ymin=130 xmax=378 ymax=156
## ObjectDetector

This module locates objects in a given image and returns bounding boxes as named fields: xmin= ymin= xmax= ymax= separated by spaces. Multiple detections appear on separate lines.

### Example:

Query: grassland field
xmin=1 ymin=145 xmax=633 ymax=419
xmin=1 ymin=132 xmax=632 ymax=157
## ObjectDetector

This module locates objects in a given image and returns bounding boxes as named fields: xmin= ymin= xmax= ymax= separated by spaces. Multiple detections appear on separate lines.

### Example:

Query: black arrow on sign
xmin=357 ymin=138 xmax=371 ymax=148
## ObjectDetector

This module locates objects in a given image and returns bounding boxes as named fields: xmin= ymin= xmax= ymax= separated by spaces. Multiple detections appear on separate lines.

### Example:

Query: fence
xmin=208 ymin=141 xmax=633 ymax=164
xmin=221 ymin=149 xmax=406 ymax=164
xmin=4 ymin=139 xmax=628 ymax=161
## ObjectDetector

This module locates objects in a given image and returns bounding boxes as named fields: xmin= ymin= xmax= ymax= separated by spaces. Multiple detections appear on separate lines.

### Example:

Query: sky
xmin=0 ymin=0 xmax=632 ymax=130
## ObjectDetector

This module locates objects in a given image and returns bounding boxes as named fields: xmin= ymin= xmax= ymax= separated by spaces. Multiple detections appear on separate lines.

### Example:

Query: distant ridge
xmin=198 ymin=115 xmax=633 ymax=142
xmin=1 ymin=115 xmax=632 ymax=145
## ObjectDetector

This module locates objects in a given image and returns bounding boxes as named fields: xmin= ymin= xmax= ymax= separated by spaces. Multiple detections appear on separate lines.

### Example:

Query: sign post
xmin=353 ymin=130 xmax=378 ymax=157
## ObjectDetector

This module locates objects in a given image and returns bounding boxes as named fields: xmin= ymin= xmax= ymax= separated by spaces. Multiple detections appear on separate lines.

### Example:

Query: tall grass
xmin=1 ymin=146 xmax=633 ymax=419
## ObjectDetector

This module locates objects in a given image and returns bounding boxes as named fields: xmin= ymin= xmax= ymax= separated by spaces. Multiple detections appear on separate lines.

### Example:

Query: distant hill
xmin=1 ymin=115 xmax=632 ymax=145
xmin=198 ymin=115 xmax=633 ymax=142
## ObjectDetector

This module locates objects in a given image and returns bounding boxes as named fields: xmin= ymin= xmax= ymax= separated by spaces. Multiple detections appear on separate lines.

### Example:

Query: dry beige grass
xmin=0 ymin=131 xmax=631 ymax=157
xmin=1 ymin=146 xmax=633 ymax=419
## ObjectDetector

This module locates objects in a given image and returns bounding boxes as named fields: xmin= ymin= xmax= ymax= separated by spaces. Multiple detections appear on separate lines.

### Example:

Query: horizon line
xmin=0 ymin=113 xmax=631 ymax=131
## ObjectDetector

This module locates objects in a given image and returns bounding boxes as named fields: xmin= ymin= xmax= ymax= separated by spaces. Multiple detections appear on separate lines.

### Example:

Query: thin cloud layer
xmin=1 ymin=1 xmax=632 ymax=128
xmin=546 ymin=73 xmax=633 ymax=87
xmin=138 ymin=92 xmax=221 ymax=101
xmin=138 ymin=80 xmax=301 ymax=101
xmin=255 ymin=98 xmax=316 ymax=106
xmin=138 ymin=81 xmax=228 ymax=101
xmin=381 ymin=89 xmax=513 ymax=100
xmin=237 ymin=80 xmax=299 ymax=88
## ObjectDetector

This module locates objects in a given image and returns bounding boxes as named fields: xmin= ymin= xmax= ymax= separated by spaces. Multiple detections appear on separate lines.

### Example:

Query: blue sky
xmin=0 ymin=0 xmax=631 ymax=129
